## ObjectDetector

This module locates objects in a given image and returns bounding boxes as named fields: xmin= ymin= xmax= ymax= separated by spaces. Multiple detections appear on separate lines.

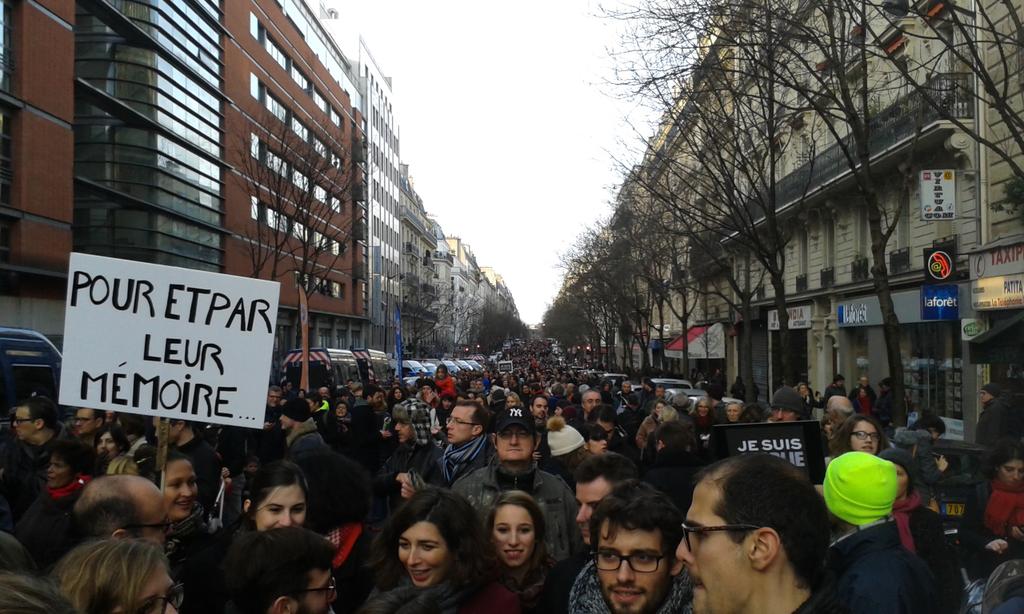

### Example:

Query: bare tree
xmin=234 ymin=107 xmax=362 ymax=336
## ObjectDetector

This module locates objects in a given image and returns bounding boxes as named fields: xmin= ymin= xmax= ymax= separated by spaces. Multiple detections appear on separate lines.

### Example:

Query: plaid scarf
xmin=441 ymin=436 xmax=487 ymax=485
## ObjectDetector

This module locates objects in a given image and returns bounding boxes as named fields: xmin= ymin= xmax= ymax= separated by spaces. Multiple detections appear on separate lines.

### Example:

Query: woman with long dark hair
xmin=178 ymin=460 xmax=308 ymax=613
xmin=295 ymin=449 xmax=375 ymax=614
xmin=361 ymin=488 xmax=520 ymax=613
xmin=961 ymin=438 xmax=1024 ymax=579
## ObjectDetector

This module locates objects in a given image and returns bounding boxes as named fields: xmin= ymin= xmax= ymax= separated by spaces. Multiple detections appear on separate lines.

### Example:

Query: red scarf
xmin=47 ymin=474 xmax=91 ymax=501
xmin=891 ymin=492 xmax=921 ymax=553
xmin=985 ymin=479 xmax=1024 ymax=538
xmin=327 ymin=522 xmax=364 ymax=568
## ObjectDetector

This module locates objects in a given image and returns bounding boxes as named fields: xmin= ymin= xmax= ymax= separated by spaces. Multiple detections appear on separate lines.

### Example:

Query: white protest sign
xmin=59 ymin=253 xmax=280 ymax=429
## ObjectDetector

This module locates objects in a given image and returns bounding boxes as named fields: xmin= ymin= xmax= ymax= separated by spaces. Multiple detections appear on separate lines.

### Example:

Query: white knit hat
xmin=546 ymin=416 xmax=585 ymax=456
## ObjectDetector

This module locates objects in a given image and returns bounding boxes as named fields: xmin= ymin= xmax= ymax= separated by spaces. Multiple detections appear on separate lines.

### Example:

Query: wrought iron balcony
xmin=820 ymin=267 xmax=834 ymax=288
xmin=889 ymin=247 xmax=910 ymax=274
xmin=851 ymin=257 xmax=871 ymax=282
xmin=774 ymin=72 xmax=973 ymax=210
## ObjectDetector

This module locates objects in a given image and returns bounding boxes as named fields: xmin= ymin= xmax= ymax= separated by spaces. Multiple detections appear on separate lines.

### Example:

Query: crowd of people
xmin=0 ymin=339 xmax=1021 ymax=613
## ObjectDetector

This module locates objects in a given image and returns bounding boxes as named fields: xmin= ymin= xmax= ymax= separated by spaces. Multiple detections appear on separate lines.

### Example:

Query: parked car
xmin=601 ymin=373 xmax=629 ymax=388
xmin=651 ymin=377 xmax=694 ymax=389
xmin=0 ymin=327 xmax=63 ymax=421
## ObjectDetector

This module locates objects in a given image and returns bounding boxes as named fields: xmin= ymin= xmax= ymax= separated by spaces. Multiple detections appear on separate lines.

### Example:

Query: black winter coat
xmin=536 ymin=550 xmax=589 ymax=614
xmin=373 ymin=442 xmax=442 ymax=513
xmin=642 ymin=449 xmax=705 ymax=514
xmin=827 ymin=521 xmax=936 ymax=614
xmin=14 ymin=487 xmax=82 ymax=570
xmin=907 ymin=506 xmax=960 ymax=614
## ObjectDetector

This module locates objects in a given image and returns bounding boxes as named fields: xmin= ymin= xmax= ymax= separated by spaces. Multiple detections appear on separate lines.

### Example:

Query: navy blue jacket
xmin=828 ymin=521 xmax=936 ymax=614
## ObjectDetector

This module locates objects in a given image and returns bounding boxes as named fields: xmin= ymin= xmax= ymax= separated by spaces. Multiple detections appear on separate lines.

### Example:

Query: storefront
xmin=768 ymin=305 xmax=812 ymax=388
xmin=835 ymin=285 xmax=973 ymax=419
xmin=665 ymin=323 xmax=726 ymax=380
xmin=968 ymin=240 xmax=1024 ymax=407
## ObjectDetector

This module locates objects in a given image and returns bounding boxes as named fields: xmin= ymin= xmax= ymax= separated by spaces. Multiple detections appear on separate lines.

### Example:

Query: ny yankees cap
xmin=493 ymin=406 xmax=536 ymax=435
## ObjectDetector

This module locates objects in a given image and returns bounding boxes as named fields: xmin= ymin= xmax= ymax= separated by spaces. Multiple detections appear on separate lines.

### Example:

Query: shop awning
xmin=665 ymin=326 xmax=708 ymax=351
xmin=665 ymin=324 xmax=725 ymax=359
xmin=967 ymin=311 xmax=1024 ymax=345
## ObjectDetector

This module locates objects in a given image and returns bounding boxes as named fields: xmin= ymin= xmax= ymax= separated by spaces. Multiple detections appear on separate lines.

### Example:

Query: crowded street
xmin=2 ymin=0 xmax=1024 ymax=612
xmin=0 ymin=336 xmax=1022 ymax=613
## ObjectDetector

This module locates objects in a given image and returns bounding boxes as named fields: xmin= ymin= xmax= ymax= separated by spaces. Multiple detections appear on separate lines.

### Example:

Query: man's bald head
xmin=826 ymin=394 xmax=854 ymax=417
xmin=73 ymin=475 xmax=168 ymax=545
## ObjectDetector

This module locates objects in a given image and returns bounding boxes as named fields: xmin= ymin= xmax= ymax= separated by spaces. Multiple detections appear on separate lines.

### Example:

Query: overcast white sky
xmin=332 ymin=0 xmax=654 ymax=324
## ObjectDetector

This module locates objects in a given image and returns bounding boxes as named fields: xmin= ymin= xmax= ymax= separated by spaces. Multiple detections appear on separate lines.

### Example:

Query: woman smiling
xmin=487 ymin=491 xmax=553 ymax=613
xmin=363 ymin=488 xmax=520 ymax=613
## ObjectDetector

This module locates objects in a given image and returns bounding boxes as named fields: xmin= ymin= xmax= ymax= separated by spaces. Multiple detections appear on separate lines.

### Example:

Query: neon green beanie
xmin=823 ymin=451 xmax=897 ymax=526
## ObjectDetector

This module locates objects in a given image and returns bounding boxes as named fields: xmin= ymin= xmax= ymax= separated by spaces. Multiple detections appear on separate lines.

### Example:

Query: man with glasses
xmin=453 ymin=406 xmax=581 ymax=561
xmin=71 ymin=407 xmax=104 ymax=447
xmin=568 ymin=480 xmax=691 ymax=614
xmin=432 ymin=399 xmax=492 ymax=487
xmin=677 ymin=453 xmax=839 ymax=614
xmin=72 ymin=474 xmax=170 ymax=545
xmin=539 ymin=452 xmax=638 ymax=612
xmin=1 ymin=396 xmax=69 ymax=523
xmin=225 ymin=526 xmax=336 ymax=614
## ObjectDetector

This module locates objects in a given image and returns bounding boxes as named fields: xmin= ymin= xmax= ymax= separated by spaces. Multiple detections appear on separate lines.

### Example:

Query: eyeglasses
xmin=135 ymin=583 xmax=184 ymax=614
xmin=679 ymin=522 xmax=761 ymax=551
xmin=498 ymin=429 xmax=531 ymax=440
xmin=851 ymin=430 xmax=881 ymax=442
xmin=594 ymin=549 xmax=667 ymax=573
xmin=446 ymin=416 xmax=479 ymax=427
xmin=10 ymin=416 xmax=33 ymax=425
xmin=292 ymin=577 xmax=337 ymax=601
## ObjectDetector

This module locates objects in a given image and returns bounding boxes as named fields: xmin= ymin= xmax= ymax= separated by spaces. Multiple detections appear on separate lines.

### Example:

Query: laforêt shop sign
xmin=921 ymin=285 xmax=960 ymax=320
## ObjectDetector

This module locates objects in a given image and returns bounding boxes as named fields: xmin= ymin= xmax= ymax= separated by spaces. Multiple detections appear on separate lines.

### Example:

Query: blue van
xmin=0 ymin=328 xmax=62 ymax=419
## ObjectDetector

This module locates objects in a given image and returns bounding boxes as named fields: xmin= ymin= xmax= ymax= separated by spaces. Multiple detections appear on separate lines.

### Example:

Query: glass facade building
xmin=72 ymin=0 xmax=224 ymax=271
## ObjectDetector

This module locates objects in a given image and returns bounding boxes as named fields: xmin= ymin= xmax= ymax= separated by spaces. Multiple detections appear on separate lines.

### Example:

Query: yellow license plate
xmin=945 ymin=503 xmax=965 ymax=517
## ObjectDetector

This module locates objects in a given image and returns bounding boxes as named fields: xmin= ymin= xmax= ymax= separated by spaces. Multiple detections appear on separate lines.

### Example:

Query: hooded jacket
xmin=827 ymin=521 xmax=936 ymax=614
xmin=452 ymin=461 xmax=582 ymax=562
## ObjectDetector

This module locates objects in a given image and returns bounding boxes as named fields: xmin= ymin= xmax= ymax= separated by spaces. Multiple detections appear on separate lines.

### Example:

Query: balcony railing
xmin=851 ymin=257 xmax=871 ymax=282
xmin=795 ymin=274 xmax=808 ymax=293
xmin=890 ymin=247 xmax=910 ymax=274
xmin=773 ymin=73 xmax=973 ymax=211
xmin=820 ymin=267 xmax=834 ymax=288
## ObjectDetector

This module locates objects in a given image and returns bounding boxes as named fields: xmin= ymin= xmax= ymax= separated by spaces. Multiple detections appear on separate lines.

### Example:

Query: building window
xmin=265 ymin=93 xmax=286 ymax=122
xmin=0 ymin=3 xmax=12 ymax=93
xmin=249 ymin=12 xmax=260 ymax=40
xmin=0 ymin=220 xmax=9 ymax=263
xmin=250 ymin=196 xmax=259 ymax=220
xmin=332 ymin=281 xmax=343 ymax=298
xmin=265 ymin=37 xmax=287 ymax=70
xmin=290 ymin=65 xmax=309 ymax=91
xmin=291 ymin=219 xmax=305 ymax=241
xmin=250 ymin=133 xmax=261 ymax=159
xmin=312 ymin=90 xmax=328 ymax=114
xmin=250 ymin=73 xmax=261 ymax=99
xmin=291 ymin=117 xmax=308 ymax=142
xmin=330 ymin=108 xmax=341 ymax=126
xmin=0 ymin=109 xmax=10 ymax=205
